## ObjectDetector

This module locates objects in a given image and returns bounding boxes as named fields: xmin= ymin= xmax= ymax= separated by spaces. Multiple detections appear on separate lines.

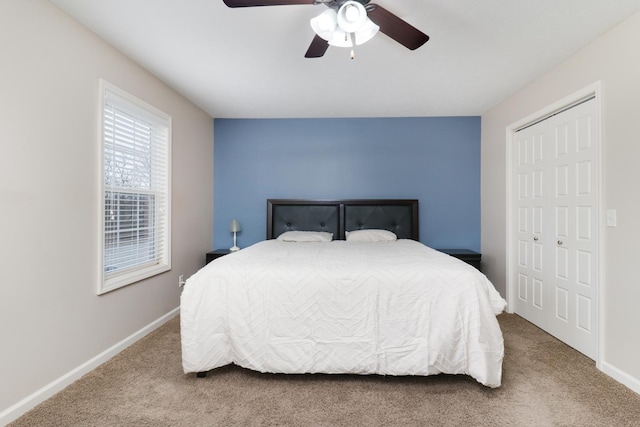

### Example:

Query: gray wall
xmin=0 ymin=0 xmax=214 ymax=419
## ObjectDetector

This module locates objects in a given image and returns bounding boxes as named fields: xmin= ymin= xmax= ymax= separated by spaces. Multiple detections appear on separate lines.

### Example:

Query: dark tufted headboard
xmin=267 ymin=199 xmax=419 ymax=241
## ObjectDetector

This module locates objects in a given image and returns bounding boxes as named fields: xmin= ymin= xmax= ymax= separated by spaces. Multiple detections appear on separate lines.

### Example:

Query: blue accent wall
xmin=213 ymin=117 xmax=480 ymax=251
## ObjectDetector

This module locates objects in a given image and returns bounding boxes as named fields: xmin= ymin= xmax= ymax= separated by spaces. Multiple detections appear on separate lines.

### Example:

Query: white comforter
xmin=181 ymin=240 xmax=507 ymax=387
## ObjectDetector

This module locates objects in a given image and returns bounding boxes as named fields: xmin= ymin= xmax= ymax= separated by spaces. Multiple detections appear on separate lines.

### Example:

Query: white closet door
xmin=513 ymin=98 xmax=598 ymax=359
xmin=514 ymin=120 xmax=548 ymax=329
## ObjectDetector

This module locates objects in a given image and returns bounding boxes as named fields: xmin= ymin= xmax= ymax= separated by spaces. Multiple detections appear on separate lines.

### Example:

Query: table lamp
xmin=229 ymin=219 xmax=241 ymax=252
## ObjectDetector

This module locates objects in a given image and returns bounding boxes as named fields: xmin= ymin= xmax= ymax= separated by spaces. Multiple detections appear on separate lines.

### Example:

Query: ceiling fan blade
xmin=223 ymin=0 xmax=315 ymax=7
xmin=367 ymin=4 xmax=429 ymax=50
xmin=304 ymin=35 xmax=329 ymax=58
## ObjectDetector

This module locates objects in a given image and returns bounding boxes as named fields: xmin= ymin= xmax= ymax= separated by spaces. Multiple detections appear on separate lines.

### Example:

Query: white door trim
xmin=505 ymin=81 xmax=603 ymax=368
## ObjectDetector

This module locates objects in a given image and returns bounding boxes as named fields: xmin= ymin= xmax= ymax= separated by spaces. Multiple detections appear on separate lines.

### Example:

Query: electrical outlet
xmin=178 ymin=274 xmax=185 ymax=288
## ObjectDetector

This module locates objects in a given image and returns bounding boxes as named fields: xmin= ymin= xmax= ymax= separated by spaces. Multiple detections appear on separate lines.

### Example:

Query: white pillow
xmin=345 ymin=229 xmax=397 ymax=242
xmin=277 ymin=231 xmax=333 ymax=242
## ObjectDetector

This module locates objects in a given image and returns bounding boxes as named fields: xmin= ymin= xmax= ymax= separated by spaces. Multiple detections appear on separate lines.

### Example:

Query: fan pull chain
xmin=350 ymin=32 xmax=356 ymax=59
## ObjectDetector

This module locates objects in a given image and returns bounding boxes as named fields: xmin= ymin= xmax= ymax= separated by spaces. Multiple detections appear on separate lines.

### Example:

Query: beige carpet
xmin=9 ymin=314 xmax=640 ymax=426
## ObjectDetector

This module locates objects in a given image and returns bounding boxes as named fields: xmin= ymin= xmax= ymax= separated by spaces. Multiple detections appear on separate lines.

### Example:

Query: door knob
xmin=557 ymin=240 xmax=563 ymax=245
xmin=533 ymin=237 xmax=539 ymax=241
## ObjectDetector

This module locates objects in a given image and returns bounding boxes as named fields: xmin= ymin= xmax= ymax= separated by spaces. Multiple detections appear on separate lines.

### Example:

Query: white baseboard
xmin=0 ymin=307 xmax=180 ymax=427
xmin=600 ymin=360 xmax=640 ymax=395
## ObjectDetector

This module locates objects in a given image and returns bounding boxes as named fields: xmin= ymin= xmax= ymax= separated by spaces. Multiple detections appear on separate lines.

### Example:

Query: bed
xmin=181 ymin=199 xmax=506 ymax=387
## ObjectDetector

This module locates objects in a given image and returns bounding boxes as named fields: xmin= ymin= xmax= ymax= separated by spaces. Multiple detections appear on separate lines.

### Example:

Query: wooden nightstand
xmin=205 ymin=249 xmax=231 ymax=265
xmin=437 ymin=248 xmax=482 ymax=271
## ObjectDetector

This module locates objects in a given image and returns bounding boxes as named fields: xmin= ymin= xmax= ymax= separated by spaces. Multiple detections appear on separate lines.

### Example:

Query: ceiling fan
xmin=222 ymin=0 xmax=429 ymax=58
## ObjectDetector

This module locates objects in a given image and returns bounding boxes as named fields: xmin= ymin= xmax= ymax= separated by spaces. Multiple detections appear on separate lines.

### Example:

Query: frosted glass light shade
xmin=353 ymin=20 xmax=379 ymax=45
xmin=310 ymin=9 xmax=338 ymax=41
xmin=336 ymin=1 xmax=367 ymax=33
xmin=328 ymin=29 xmax=353 ymax=47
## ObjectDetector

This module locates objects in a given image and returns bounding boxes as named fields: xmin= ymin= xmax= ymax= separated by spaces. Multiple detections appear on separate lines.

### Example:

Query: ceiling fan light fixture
xmin=226 ymin=0 xmax=430 ymax=59
xmin=312 ymin=1 xmax=379 ymax=49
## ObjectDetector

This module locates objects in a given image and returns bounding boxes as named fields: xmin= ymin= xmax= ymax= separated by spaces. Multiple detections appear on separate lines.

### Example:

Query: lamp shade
xmin=229 ymin=219 xmax=241 ymax=233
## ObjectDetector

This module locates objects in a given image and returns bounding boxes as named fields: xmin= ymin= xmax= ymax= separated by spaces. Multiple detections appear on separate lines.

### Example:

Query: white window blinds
xmin=99 ymin=80 xmax=171 ymax=294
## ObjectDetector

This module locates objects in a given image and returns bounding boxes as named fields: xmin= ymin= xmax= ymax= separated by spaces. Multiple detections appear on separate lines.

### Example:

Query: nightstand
xmin=205 ymin=249 xmax=231 ymax=265
xmin=437 ymin=248 xmax=482 ymax=271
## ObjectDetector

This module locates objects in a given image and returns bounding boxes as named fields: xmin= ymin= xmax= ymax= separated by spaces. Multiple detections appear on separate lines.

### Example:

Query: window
xmin=98 ymin=80 xmax=171 ymax=294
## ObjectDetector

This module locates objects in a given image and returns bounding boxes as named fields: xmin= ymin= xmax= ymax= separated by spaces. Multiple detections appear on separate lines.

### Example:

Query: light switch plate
xmin=606 ymin=209 xmax=617 ymax=227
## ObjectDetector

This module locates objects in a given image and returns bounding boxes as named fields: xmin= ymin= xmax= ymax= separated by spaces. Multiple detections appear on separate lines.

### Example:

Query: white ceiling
xmin=50 ymin=0 xmax=640 ymax=118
